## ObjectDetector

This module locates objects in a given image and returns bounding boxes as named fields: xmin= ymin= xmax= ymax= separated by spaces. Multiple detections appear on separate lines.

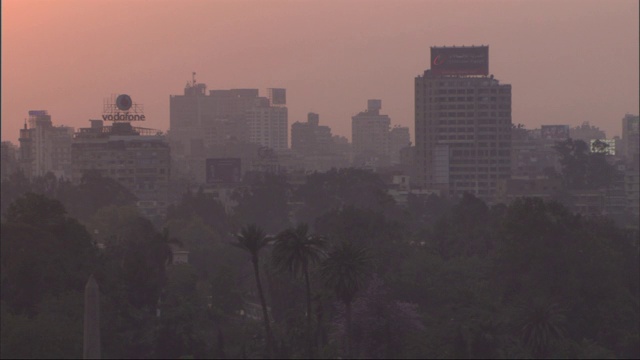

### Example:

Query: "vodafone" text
xmin=102 ymin=113 xmax=146 ymax=121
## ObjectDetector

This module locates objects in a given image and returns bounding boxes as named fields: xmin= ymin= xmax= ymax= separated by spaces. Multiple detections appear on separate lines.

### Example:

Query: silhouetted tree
xmin=272 ymin=223 xmax=327 ymax=357
xmin=233 ymin=224 xmax=274 ymax=358
xmin=519 ymin=300 xmax=566 ymax=358
xmin=320 ymin=241 xmax=371 ymax=357
xmin=1 ymin=193 xmax=98 ymax=314
xmin=336 ymin=276 xmax=424 ymax=358
xmin=554 ymin=138 xmax=618 ymax=190
xmin=296 ymin=168 xmax=395 ymax=224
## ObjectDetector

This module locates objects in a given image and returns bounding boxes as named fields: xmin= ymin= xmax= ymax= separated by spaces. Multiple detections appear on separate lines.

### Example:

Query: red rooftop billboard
xmin=431 ymin=46 xmax=489 ymax=76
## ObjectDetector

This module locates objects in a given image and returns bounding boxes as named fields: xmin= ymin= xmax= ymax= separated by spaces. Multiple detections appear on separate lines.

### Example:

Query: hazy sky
xmin=2 ymin=0 xmax=638 ymax=145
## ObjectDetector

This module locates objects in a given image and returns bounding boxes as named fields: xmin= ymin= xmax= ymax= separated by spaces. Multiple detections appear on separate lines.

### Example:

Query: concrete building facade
xmin=170 ymin=82 xmax=288 ymax=155
xmin=72 ymin=121 xmax=170 ymax=220
xmin=18 ymin=110 xmax=74 ymax=179
xmin=415 ymin=52 xmax=512 ymax=199
xmin=291 ymin=112 xmax=332 ymax=156
xmin=352 ymin=99 xmax=391 ymax=167
xmin=246 ymin=104 xmax=288 ymax=151
xmin=389 ymin=125 xmax=411 ymax=165
xmin=621 ymin=114 xmax=639 ymax=160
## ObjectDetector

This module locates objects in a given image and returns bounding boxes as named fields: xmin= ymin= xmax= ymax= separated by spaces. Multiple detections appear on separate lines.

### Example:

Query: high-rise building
xmin=18 ymin=110 xmax=74 ymax=179
xmin=170 ymin=84 xmax=256 ymax=157
xmin=352 ymin=99 xmax=391 ymax=167
xmin=291 ymin=112 xmax=333 ymax=156
xmin=170 ymin=81 xmax=288 ymax=182
xmin=285 ymin=112 xmax=353 ymax=172
xmin=246 ymin=98 xmax=288 ymax=151
xmin=414 ymin=46 xmax=512 ymax=199
xmin=389 ymin=126 xmax=411 ymax=165
xmin=170 ymin=82 xmax=288 ymax=153
xmin=621 ymin=114 xmax=639 ymax=160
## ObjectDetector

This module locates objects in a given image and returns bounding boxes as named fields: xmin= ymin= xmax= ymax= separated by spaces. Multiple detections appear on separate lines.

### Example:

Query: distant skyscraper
xmin=170 ymin=82 xmax=288 ymax=155
xmin=414 ymin=46 xmax=512 ymax=199
xmin=247 ymin=92 xmax=288 ymax=151
xmin=621 ymin=114 xmax=639 ymax=160
xmin=170 ymin=84 xmax=255 ymax=157
xmin=352 ymin=100 xmax=391 ymax=167
xmin=291 ymin=112 xmax=332 ymax=156
xmin=18 ymin=110 xmax=73 ymax=179
xmin=389 ymin=126 xmax=411 ymax=165
xmin=169 ymin=82 xmax=289 ymax=182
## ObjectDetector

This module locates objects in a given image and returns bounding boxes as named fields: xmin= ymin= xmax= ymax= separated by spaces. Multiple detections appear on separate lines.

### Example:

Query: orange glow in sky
xmin=2 ymin=0 xmax=639 ymax=144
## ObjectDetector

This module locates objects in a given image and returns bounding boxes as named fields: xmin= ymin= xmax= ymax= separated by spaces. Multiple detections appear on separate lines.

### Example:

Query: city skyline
xmin=2 ymin=0 xmax=639 ymax=144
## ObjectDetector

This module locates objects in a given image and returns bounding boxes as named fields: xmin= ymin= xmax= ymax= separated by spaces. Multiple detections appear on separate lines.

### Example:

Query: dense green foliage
xmin=553 ymin=138 xmax=619 ymax=190
xmin=1 ymin=169 xmax=638 ymax=359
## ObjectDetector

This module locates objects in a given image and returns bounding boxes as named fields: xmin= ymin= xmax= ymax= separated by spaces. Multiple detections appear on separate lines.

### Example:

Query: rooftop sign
xmin=431 ymin=46 xmax=489 ymax=76
xmin=102 ymin=94 xmax=145 ymax=121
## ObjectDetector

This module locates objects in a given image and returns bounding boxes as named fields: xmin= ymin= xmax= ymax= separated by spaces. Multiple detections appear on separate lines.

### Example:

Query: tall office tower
xmin=415 ymin=46 xmax=511 ymax=199
xmin=621 ymin=114 xmax=639 ymax=160
xmin=352 ymin=99 xmax=391 ymax=166
xmin=18 ymin=110 xmax=74 ymax=179
xmin=72 ymin=120 xmax=170 ymax=220
xmin=291 ymin=112 xmax=333 ymax=156
xmin=389 ymin=125 xmax=411 ymax=165
xmin=170 ymin=81 xmax=288 ymax=154
xmin=170 ymin=83 xmax=256 ymax=157
xmin=247 ymin=89 xmax=288 ymax=151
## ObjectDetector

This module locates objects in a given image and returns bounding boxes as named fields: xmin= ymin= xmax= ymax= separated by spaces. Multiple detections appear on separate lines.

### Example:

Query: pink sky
xmin=2 ymin=0 xmax=638 ymax=145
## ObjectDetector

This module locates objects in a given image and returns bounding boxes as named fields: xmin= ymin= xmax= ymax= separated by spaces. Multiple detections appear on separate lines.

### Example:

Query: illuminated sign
xmin=590 ymin=139 xmax=615 ymax=155
xmin=431 ymin=46 xmax=489 ymax=76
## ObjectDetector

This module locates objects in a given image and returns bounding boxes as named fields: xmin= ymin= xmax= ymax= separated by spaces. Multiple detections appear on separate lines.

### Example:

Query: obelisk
xmin=83 ymin=274 xmax=101 ymax=359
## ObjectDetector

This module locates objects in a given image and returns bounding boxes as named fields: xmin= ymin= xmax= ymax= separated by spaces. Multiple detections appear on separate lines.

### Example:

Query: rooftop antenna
xmin=192 ymin=72 xmax=196 ymax=87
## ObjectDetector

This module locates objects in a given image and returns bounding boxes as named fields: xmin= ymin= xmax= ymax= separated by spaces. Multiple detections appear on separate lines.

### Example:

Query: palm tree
xmin=272 ymin=223 xmax=327 ymax=358
xmin=519 ymin=300 xmax=565 ymax=358
xmin=233 ymin=224 xmax=274 ymax=358
xmin=320 ymin=241 xmax=371 ymax=358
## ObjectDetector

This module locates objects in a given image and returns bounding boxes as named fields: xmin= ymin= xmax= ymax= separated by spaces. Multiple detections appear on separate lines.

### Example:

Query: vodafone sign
xmin=102 ymin=94 xmax=146 ymax=121
xmin=102 ymin=113 xmax=145 ymax=121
